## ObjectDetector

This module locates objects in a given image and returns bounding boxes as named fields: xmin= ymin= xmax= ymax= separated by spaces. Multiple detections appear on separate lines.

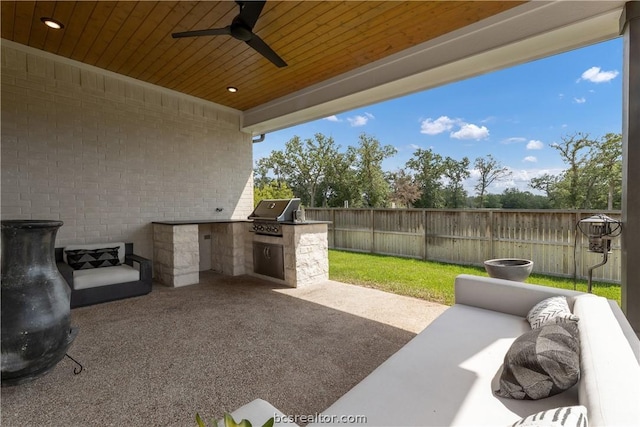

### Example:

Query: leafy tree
xmin=474 ymin=155 xmax=511 ymax=207
xmin=253 ymin=181 xmax=295 ymax=206
xmin=254 ymin=151 xmax=287 ymax=188
xmin=349 ymin=134 xmax=397 ymax=207
xmin=255 ymin=133 xmax=342 ymax=207
xmin=583 ymin=133 xmax=622 ymax=210
xmin=388 ymin=169 xmax=422 ymax=208
xmin=530 ymin=173 xmax=562 ymax=207
xmin=483 ymin=193 xmax=503 ymax=208
xmin=500 ymin=188 xmax=551 ymax=209
xmin=405 ymin=148 xmax=446 ymax=208
xmin=442 ymin=156 xmax=470 ymax=208
xmin=550 ymin=132 xmax=593 ymax=208
xmin=528 ymin=132 xmax=622 ymax=210
xmin=321 ymin=149 xmax=360 ymax=207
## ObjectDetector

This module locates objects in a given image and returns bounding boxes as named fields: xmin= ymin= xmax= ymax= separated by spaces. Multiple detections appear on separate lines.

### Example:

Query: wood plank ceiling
xmin=1 ymin=1 xmax=524 ymax=111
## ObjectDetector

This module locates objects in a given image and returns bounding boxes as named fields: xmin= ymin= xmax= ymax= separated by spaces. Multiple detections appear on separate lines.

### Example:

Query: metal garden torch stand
xmin=578 ymin=214 xmax=622 ymax=293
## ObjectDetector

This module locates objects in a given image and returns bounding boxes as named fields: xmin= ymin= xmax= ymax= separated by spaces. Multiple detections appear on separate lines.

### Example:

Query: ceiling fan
xmin=171 ymin=0 xmax=287 ymax=68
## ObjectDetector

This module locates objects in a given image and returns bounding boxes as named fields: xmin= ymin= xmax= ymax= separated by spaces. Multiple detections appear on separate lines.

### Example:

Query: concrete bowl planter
xmin=483 ymin=258 xmax=534 ymax=282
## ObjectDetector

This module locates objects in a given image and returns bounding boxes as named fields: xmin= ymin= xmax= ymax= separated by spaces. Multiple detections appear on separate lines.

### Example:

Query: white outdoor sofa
xmin=227 ymin=274 xmax=640 ymax=427
xmin=56 ymin=242 xmax=152 ymax=308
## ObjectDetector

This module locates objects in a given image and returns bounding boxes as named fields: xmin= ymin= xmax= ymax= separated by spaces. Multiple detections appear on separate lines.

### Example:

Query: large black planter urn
xmin=1 ymin=220 xmax=77 ymax=386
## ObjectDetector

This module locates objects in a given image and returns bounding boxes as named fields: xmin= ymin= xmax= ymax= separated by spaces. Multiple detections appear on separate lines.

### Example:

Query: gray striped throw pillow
xmin=511 ymin=405 xmax=588 ymax=426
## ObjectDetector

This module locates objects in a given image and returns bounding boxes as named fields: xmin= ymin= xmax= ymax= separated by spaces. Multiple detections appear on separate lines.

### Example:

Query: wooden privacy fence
xmin=306 ymin=208 xmax=622 ymax=283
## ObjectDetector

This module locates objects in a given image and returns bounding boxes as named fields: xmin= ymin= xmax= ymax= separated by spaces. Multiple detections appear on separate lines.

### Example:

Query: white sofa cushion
xmin=573 ymin=295 xmax=640 ymax=427
xmin=454 ymin=275 xmax=582 ymax=317
xmin=63 ymin=242 xmax=126 ymax=265
xmin=312 ymin=305 xmax=578 ymax=427
xmin=72 ymin=265 xmax=140 ymax=290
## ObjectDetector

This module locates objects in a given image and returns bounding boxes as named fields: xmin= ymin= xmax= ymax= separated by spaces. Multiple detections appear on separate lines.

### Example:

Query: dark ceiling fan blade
xmin=172 ymin=27 xmax=231 ymax=39
xmin=246 ymin=34 xmax=287 ymax=68
xmin=236 ymin=1 xmax=266 ymax=29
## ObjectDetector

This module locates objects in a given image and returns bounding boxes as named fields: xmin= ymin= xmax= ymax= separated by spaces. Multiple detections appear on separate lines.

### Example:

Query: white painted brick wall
xmin=1 ymin=42 xmax=254 ymax=260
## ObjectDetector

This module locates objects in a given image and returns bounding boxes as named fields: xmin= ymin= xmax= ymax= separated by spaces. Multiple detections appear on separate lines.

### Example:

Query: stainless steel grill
xmin=248 ymin=198 xmax=301 ymax=236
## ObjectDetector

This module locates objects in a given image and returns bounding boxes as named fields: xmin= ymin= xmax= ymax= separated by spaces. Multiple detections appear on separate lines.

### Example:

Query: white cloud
xmin=348 ymin=116 xmax=368 ymax=127
xmin=502 ymin=137 xmax=526 ymax=144
xmin=420 ymin=116 xmax=456 ymax=135
xmin=451 ymin=123 xmax=489 ymax=140
xmin=468 ymin=168 xmax=481 ymax=180
xmin=421 ymin=115 xmax=489 ymax=140
xmin=574 ymin=97 xmax=586 ymax=104
xmin=324 ymin=115 xmax=341 ymax=122
xmin=409 ymin=144 xmax=420 ymax=150
xmin=526 ymin=140 xmax=544 ymax=150
xmin=523 ymin=156 xmax=537 ymax=163
xmin=347 ymin=112 xmax=374 ymax=127
xmin=579 ymin=66 xmax=619 ymax=83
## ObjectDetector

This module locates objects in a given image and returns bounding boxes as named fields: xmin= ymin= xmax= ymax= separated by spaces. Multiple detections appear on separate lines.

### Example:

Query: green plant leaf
xmin=224 ymin=413 xmax=253 ymax=427
xmin=261 ymin=417 xmax=275 ymax=427
xmin=195 ymin=413 xmax=206 ymax=427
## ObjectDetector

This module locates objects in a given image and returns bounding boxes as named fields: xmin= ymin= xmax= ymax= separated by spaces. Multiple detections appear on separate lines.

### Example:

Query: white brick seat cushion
xmin=72 ymin=265 xmax=140 ymax=290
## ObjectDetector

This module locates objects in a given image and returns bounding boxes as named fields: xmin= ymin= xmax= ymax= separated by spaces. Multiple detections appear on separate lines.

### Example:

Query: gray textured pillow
xmin=511 ymin=405 xmax=588 ymax=426
xmin=495 ymin=320 xmax=580 ymax=400
xmin=527 ymin=296 xmax=579 ymax=329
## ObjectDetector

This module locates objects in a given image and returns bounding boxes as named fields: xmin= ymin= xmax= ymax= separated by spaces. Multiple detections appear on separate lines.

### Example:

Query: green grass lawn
xmin=328 ymin=249 xmax=621 ymax=306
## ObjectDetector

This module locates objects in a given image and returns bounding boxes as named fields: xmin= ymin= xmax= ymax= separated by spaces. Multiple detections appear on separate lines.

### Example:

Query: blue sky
xmin=254 ymin=38 xmax=623 ymax=194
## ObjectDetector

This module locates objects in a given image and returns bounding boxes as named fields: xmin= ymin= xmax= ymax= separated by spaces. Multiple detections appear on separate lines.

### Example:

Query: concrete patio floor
xmin=1 ymin=271 xmax=448 ymax=427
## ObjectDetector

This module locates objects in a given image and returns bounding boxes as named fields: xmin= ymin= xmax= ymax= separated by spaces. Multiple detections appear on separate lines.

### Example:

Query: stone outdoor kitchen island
xmin=152 ymin=220 xmax=329 ymax=288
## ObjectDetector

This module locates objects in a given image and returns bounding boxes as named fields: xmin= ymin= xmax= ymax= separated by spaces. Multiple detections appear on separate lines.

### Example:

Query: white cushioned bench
xmin=56 ymin=242 xmax=152 ymax=308
xmin=226 ymin=275 xmax=640 ymax=427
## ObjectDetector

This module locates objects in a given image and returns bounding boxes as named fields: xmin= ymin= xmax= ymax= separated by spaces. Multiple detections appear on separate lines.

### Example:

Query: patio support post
xmin=620 ymin=1 xmax=640 ymax=332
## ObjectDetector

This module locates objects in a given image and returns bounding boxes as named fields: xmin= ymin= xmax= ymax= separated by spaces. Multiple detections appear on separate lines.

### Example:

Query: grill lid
xmin=248 ymin=198 xmax=301 ymax=222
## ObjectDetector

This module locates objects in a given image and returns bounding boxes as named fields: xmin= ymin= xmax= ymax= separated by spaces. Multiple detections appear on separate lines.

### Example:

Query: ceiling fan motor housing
xmin=231 ymin=17 xmax=253 ymax=41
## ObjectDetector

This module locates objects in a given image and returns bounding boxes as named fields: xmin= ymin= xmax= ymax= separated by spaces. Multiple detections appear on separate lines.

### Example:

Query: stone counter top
xmin=152 ymin=219 xmax=251 ymax=225
xmin=277 ymin=220 xmax=332 ymax=225
xmin=153 ymin=219 xmax=331 ymax=226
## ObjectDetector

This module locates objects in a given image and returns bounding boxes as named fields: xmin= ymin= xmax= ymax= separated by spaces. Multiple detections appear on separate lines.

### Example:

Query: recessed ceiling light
xmin=40 ymin=17 xmax=64 ymax=30
xmin=227 ymin=86 xmax=238 ymax=93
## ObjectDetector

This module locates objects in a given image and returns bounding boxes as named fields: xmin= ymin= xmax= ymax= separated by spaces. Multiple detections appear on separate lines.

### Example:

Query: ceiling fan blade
xmin=172 ymin=26 xmax=231 ymax=39
xmin=246 ymin=34 xmax=287 ymax=68
xmin=236 ymin=0 xmax=266 ymax=29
